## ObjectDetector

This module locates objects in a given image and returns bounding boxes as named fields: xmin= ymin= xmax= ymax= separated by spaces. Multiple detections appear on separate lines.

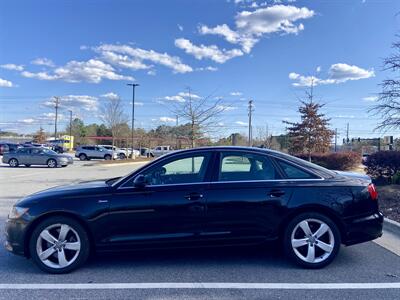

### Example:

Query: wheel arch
xmin=278 ymin=205 xmax=346 ymax=241
xmin=23 ymin=211 xmax=95 ymax=258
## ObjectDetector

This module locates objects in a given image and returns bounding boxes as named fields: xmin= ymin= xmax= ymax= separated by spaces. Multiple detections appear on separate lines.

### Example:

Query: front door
xmin=100 ymin=152 xmax=213 ymax=249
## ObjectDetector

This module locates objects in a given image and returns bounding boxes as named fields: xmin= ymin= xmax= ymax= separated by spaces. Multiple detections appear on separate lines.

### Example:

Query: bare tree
xmin=255 ymin=125 xmax=273 ymax=148
xmin=169 ymin=88 xmax=228 ymax=148
xmin=100 ymin=97 xmax=128 ymax=157
xmin=370 ymin=40 xmax=400 ymax=131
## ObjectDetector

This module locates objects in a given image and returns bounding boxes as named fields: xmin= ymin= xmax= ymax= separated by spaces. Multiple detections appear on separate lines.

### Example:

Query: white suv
xmin=75 ymin=146 xmax=118 ymax=161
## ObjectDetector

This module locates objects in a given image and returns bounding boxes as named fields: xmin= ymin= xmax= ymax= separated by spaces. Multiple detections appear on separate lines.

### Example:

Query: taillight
xmin=368 ymin=184 xmax=378 ymax=200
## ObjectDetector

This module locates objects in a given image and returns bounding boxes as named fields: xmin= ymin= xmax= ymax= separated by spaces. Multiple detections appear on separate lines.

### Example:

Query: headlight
xmin=8 ymin=206 xmax=29 ymax=219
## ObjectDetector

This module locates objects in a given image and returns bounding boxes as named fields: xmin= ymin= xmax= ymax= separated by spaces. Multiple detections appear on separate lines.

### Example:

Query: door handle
xmin=268 ymin=189 xmax=285 ymax=198
xmin=184 ymin=193 xmax=203 ymax=201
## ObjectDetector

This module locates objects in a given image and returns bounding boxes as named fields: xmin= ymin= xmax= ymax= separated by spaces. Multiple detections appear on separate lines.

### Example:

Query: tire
xmin=29 ymin=216 xmax=90 ymax=274
xmin=104 ymin=154 xmax=112 ymax=160
xmin=119 ymin=153 xmax=126 ymax=159
xmin=283 ymin=212 xmax=341 ymax=269
xmin=25 ymin=164 xmax=31 ymax=167
xmin=47 ymin=159 xmax=57 ymax=168
xmin=9 ymin=158 xmax=19 ymax=167
xmin=79 ymin=154 xmax=87 ymax=161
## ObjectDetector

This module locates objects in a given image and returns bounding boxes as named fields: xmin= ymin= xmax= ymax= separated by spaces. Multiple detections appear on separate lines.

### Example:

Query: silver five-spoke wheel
xmin=291 ymin=219 xmax=334 ymax=264
xmin=36 ymin=224 xmax=81 ymax=269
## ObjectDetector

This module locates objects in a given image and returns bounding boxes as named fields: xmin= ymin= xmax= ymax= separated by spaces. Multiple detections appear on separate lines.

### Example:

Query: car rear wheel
xmin=104 ymin=154 xmax=112 ymax=160
xmin=79 ymin=154 xmax=87 ymax=161
xmin=29 ymin=216 xmax=90 ymax=274
xmin=47 ymin=159 xmax=57 ymax=168
xmin=119 ymin=153 xmax=126 ymax=159
xmin=9 ymin=158 xmax=19 ymax=167
xmin=284 ymin=212 xmax=340 ymax=269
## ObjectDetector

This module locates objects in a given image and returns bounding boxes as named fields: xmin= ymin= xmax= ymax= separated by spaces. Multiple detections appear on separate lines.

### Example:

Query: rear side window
xmin=277 ymin=160 xmax=317 ymax=179
xmin=218 ymin=152 xmax=278 ymax=182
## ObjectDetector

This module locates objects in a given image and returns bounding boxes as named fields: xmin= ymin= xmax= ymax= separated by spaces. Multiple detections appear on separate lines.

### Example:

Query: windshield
xmin=41 ymin=148 xmax=58 ymax=155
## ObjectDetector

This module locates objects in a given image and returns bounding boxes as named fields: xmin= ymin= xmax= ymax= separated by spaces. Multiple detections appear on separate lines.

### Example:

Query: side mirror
xmin=133 ymin=174 xmax=147 ymax=188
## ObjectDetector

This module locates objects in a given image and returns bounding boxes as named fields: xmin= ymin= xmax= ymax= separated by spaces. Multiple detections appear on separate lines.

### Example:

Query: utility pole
xmin=248 ymin=99 xmax=254 ymax=146
xmin=175 ymin=115 xmax=179 ymax=149
xmin=68 ymin=110 xmax=73 ymax=151
xmin=127 ymin=83 xmax=139 ymax=158
xmin=334 ymin=128 xmax=338 ymax=152
xmin=346 ymin=122 xmax=349 ymax=143
xmin=54 ymin=96 xmax=60 ymax=139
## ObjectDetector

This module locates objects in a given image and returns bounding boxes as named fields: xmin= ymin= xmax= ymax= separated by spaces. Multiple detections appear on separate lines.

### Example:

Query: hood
xmin=16 ymin=179 xmax=111 ymax=206
xmin=334 ymin=170 xmax=371 ymax=183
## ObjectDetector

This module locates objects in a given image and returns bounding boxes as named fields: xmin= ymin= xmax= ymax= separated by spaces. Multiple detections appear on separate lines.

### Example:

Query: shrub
xmin=295 ymin=152 xmax=361 ymax=171
xmin=365 ymin=151 xmax=400 ymax=184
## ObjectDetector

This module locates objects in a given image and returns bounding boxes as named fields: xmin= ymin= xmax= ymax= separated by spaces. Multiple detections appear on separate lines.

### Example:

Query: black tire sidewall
xmin=283 ymin=212 xmax=341 ymax=269
xmin=29 ymin=216 xmax=90 ymax=274
xmin=104 ymin=154 xmax=111 ymax=160
xmin=79 ymin=154 xmax=87 ymax=161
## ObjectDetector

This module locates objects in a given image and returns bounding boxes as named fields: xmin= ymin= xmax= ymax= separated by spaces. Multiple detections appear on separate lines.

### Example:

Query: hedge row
xmin=364 ymin=151 xmax=400 ymax=184
xmin=295 ymin=152 xmax=361 ymax=171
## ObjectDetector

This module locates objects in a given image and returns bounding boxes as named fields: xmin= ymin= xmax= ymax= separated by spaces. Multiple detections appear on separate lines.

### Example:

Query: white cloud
xmin=289 ymin=63 xmax=375 ymax=87
xmin=18 ymin=112 xmax=64 ymax=125
xmin=217 ymin=104 xmax=237 ymax=111
xmin=31 ymin=57 xmax=55 ymax=67
xmin=334 ymin=115 xmax=355 ymax=119
xmin=22 ymin=59 xmax=133 ymax=83
xmin=175 ymin=38 xmax=243 ymax=63
xmin=230 ymin=91 xmax=243 ymax=96
xmin=1 ymin=64 xmax=24 ymax=71
xmin=196 ymin=66 xmax=218 ymax=72
xmin=178 ymin=24 xmax=184 ymax=31
xmin=0 ymin=77 xmax=13 ymax=87
xmin=42 ymin=95 xmax=98 ymax=111
xmin=101 ymin=92 xmax=119 ymax=100
xmin=99 ymin=50 xmax=152 ymax=70
xmin=163 ymin=91 xmax=201 ymax=102
xmin=235 ymin=121 xmax=248 ymax=126
xmin=19 ymin=118 xmax=35 ymax=124
xmin=363 ymin=96 xmax=378 ymax=102
xmin=199 ymin=5 xmax=314 ymax=54
xmin=159 ymin=116 xmax=176 ymax=122
xmin=95 ymin=44 xmax=193 ymax=74
xmin=316 ymin=66 xmax=321 ymax=73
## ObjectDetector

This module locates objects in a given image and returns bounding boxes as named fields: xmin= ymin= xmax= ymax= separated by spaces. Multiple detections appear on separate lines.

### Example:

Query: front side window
xmin=142 ymin=154 xmax=209 ymax=185
xmin=277 ymin=160 xmax=317 ymax=179
xmin=218 ymin=152 xmax=277 ymax=182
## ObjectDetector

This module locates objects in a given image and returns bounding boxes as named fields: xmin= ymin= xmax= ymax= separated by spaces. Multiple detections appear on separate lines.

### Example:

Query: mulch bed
xmin=377 ymin=185 xmax=400 ymax=223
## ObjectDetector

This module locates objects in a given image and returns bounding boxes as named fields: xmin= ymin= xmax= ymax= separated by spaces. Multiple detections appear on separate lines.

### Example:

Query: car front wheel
xmin=284 ymin=212 xmax=341 ymax=269
xmin=9 ymin=158 xmax=19 ymax=167
xmin=79 ymin=154 xmax=87 ymax=161
xmin=47 ymin=159 xmax=57 ymax=168
xmin=104 ymin=154 xmax=112 ymax=160
xmin=29 ymin=216 xmax=90 ymax=274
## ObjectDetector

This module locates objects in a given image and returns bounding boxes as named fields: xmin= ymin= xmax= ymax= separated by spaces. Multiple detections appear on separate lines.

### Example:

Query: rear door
xmin=204 ymin=151 xmax=293 ymax=242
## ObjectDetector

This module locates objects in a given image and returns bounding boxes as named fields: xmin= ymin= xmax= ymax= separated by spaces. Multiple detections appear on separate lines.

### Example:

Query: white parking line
xmin=0 ymin=282 xmax=399 ymax=290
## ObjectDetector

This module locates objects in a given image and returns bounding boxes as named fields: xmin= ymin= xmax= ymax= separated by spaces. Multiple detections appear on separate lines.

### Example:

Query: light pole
xmin=69 ymin=110 xmax=73 ymax=151
xmin=127 ymin=83 xmax=139 ymax=158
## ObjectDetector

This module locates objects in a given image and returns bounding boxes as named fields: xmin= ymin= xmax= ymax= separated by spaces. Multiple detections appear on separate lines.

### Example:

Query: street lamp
xmin=127 ymin=83 xmax=139 ymax=158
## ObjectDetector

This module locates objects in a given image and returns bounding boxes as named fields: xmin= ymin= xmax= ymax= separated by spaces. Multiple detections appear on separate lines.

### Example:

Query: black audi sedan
xmin=5 ymin=147 xmax=383 ymax=273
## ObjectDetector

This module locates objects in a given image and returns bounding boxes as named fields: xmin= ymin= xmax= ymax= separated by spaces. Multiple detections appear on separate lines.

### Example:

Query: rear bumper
xmin=343 ymin=211 xmax=384 ymax=246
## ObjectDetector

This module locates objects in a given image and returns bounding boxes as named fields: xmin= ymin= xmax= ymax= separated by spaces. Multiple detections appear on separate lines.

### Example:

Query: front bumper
xmin=343 ymin=211 xmax=384 ymax=246
xmin=4 ymin=218 xmax=29 ymax=256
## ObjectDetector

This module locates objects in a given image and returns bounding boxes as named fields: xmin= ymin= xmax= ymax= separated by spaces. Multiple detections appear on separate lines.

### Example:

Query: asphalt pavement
xmin=0 ymin=157 xmax=399 ymax=299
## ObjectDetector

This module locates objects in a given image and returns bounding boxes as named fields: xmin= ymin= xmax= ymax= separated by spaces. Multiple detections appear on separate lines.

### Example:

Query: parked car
xmin=5 ymin=146 xmax=383 ymax=273
xmin=152 ymin=145 xmax=173 ymax=157
xmin=136 ymin=147 xmax=154 ymax=157
xmin=0 ymin=142 xmax=21 ymax=155
xmin=98 ymin=145 xmax=138 ymax=159
xmin=120 ymin=147 xmax=141 ymax=158
xmin=75 ymin=145 xmax=118 ymax=161
xmin=2 ymin=147 xmax=73 ymax=168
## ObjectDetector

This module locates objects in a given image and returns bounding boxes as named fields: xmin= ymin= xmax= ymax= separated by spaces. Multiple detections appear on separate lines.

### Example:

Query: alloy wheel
xmin=290 ymin=218 xmax=335 ymax=264
xmin=36 ymin=223 xmax=81 ymax=269
xmin=9 ymin=159 xmax=18 ymax=167
xmin=48 ymin=159 xmax=57 ymax=168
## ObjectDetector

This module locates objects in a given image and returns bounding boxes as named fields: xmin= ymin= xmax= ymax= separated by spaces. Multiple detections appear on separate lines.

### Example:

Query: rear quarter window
xmin=277 ymin=160 xmax=318 ymax=179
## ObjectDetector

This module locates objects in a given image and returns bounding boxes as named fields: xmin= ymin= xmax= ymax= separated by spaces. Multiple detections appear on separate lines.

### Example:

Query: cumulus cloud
xmin=22 ymin=59 xmax=133 ymax=83
xmin=235 ymin=121 xmax=248 ymax=126
xmin=289 ymin=63 xmax=375 ymax=87
xmin=95 ymin=44 xmax=193 ymax=74
xmin=18 ymin=112 xmax=64 ymax=125
xmin=1 ymin=64 xmax=24 ymax=71
xmin=363 ymin=96 xmax=378 ymax=102
xmin=196 ymin=66 xmax=218 ymax=72
xmin=101 ymin=92 xmax=119 ymax=100
xmin=0 ymin=77 xmax=13 ymax=87
xmin=42 ymin=95 xmax=98 ymax=111
xmin=230 ymin=91 xmax=243 ymax=96
xmin=31 ymin=58 xmax=55 ymax=67
xmin=163 ymin=91 xmax=201 ymax=102
xmin=159 ymin=116 xmax=176 ymax=122
xmin=198 ymin=4 xmax=314 ymax=54
xmin=175 ymin=38 xmax=243 ymax=63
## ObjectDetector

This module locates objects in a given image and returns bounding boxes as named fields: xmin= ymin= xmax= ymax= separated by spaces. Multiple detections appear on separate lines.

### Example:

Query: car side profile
xmin=5 ymin=147 xmax=383 ymax=273
xmin=75 ymin=145 xmax=118 ymax=161
xmin=2 ymin=147 xmax=73 ymax=168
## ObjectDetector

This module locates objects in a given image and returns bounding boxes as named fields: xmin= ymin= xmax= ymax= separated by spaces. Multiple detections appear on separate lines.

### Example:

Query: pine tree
xmin=284 ymin=86 xmax=334 ymax=161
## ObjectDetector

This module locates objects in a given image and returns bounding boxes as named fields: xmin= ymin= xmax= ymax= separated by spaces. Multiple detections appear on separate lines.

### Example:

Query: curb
xmin=383 ymin=218 xmax=400 ymax=237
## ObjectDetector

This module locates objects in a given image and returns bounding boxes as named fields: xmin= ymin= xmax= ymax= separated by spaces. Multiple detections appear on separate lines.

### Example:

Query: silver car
xmin=2 ymin=147 xmax=73 ymax=168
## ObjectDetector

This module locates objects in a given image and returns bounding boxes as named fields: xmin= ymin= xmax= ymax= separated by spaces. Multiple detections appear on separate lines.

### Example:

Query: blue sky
xmin=1 ymin=0 xmax=400 ymax=141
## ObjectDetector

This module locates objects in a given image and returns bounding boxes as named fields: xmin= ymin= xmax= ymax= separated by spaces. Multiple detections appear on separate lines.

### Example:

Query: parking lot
xmin=0 ymin=157 xmax=399 ymax=299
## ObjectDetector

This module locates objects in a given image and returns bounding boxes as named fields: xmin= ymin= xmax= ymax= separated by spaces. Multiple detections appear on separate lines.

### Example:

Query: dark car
xmin=2 ymin=147 xmax=73 ymax=168
xmin=5 ymin=147 xmax=382 ymax=273
xmin=0 ymin=142 xmax=21 ymax=155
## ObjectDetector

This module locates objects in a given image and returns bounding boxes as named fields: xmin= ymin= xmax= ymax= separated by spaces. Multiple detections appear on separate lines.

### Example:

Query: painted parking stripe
xmin=0 ymin=282 xmax=399 ymax=290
